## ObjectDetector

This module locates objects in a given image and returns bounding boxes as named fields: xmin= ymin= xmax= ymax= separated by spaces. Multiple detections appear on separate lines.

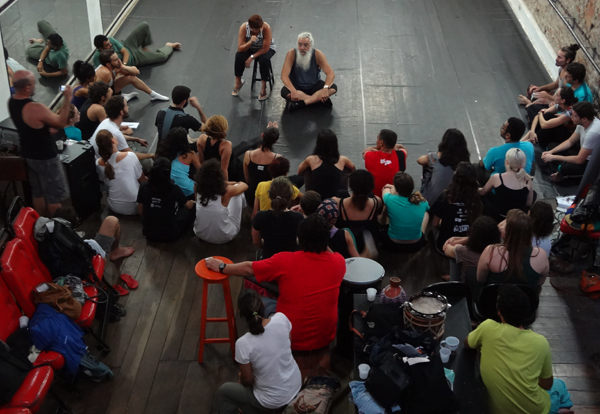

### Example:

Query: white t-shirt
xmin=6 ymin=58 xmax=26 ymax=73
xmin=577 ymin=118 xmax=600 ymax=161
xmin=90 ymin=118 xmax=129 ymax=159
xmin=96 ymin=152 xmax=142 ymax=215
xmin=235 ymin=313 xmax=302 ymax=409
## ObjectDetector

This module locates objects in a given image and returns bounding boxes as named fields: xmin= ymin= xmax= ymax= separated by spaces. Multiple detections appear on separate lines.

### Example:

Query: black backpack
xmin=38 ymin=218 xmax=100 ymax=284
xmin=0 ymin=340 xmax=33 ymax=405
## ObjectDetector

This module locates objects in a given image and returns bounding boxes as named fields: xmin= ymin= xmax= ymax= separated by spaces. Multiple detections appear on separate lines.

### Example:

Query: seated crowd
xmin=5 ymin=15 xmax=592 ymax=414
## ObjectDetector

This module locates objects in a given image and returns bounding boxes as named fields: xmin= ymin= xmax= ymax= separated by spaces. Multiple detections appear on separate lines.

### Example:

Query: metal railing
xmin=547 ymin=0 xmax=600 ymax=75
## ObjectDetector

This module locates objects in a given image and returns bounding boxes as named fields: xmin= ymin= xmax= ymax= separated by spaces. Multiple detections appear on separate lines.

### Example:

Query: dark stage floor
xmin=26 ymin=0 xmax=600 ymax=412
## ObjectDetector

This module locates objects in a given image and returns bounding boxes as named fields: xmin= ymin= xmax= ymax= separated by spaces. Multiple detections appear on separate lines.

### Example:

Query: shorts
xmin=93 ymin=233 xmax=115 ymax=258
xmin=26 ymin=156 xmax=69 ymax=204
xmin=280 ymin=80 xmax=338 ymax=99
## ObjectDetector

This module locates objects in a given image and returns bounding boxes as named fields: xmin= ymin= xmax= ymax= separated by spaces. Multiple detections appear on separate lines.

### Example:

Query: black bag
xmin=38 ymin=218 xmax=100 ymax=283
xmin=0 ymin=341 xmax=32 ymax=405
xmin=369 ymin=328 xmax=436 ymax=367
xmin=401 ymin=353 xmax=460 ymax=414
xmin=571 ymin=182 xmax=600 ymax=224
xmin=350 ymin=303 xmax=404 ymax=341
xmin=365 ymin=352 xmax=410 ymax=409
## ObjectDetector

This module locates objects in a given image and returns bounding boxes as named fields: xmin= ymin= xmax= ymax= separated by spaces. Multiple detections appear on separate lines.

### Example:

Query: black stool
xmin=251 ymin=59 xmax=274 ymax=95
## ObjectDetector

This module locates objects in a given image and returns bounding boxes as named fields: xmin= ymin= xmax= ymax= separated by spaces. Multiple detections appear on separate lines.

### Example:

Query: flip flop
xmin=113 ymin=284 xmax=129 ymax=296
xmin=258 ymin=90 xmax=269 ymax=101
xmin=231 ymin=79 xmax=245 ymax=96
xmin=119 ymin=273 xmax=139 ymax=289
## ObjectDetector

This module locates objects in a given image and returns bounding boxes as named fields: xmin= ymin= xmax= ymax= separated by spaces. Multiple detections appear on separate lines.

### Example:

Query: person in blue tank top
xmin=280 ymin=32 xmax=338 ymax=112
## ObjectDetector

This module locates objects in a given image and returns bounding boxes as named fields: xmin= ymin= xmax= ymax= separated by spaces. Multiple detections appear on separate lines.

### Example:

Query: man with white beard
xmin=280 ymin=32 xmax=337 ymax=112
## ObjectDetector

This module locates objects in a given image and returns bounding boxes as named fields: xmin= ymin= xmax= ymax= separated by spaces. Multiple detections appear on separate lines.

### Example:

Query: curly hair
xmin=530 ymin=201 xmax=554 ymax=239
xmin=497 ymin=284 xmax=531 ymax=327
xmin=438 ymin=128 xmax=470 ymax=169
xmin=195 ymin=158 xmax=226 ymax=206
xmin=201 ymin=115 xmax=228 ymax=140
xmin=466 ymin=216 xmax=501 ymax=254
xmin=393 ymin=172 xmax=426 ymax=205
xmin=157 ymin=127 xmax=190 ymax=161
xmin=445 ymin=162 xmax=482 ymax=224
xmin=298 ymin=214 xmax=330 ymax=253
xmin=88 ymin=81 xmax=110 ymax=104
xmin=300 ymin=191 xmax=322 ymax=216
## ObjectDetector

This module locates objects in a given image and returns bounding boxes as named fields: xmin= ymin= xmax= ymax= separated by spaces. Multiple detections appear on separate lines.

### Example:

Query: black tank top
xmin=337 ymin=196 xmax=380 ymax=253
xmin=203 ymin=137 xmax=222 ymax=161
xmin=493 ymin=174 xmax=529 ymax=217
xmin=312 ymin=158 xmax=343 ymax=199
xmin=329 ymin=228 xmax=351 ymax=258
xmin=75 ymin=100 xmax=100 ymax=141
xmin=247 ymin=152 xmax=276 ymax=204
xmin=8 ymin=97 xmax=56 ymax=160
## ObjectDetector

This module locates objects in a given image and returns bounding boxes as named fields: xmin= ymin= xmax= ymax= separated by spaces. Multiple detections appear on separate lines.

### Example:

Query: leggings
xmin=535 ymin=113 xmax=573 ymax=151
xmin=234 ymin=49 xmax=276 ymax=81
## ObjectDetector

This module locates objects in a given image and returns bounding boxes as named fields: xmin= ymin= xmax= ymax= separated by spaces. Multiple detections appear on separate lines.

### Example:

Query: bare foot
xmin=518 ymin=95 xmax=531 ymax=105
xmin=29 ymin=38 xmax=43 ymax=44
xmin=551 ymin=172 xmax=564 ymax=182
xmin=167 ymin=42 xmax=181 ymax=50
xmin=110 ymin=246 xmax=135 ymax=261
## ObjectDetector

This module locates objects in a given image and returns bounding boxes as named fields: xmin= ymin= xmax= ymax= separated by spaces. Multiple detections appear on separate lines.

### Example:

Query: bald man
xmin=8 ymin=70 xmax=72 ymax=214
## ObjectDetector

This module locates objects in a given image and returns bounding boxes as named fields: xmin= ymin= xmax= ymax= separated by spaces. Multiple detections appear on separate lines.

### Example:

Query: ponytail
xmin=237 ymin=290 xmax=266 ymax=335
xmin=96 ymin=129 xmax=115 ymax=180
xmin=268 ymin=176 xmax=293 ymax=216
xmin=505 ymin=148 xmax=531 ymax=187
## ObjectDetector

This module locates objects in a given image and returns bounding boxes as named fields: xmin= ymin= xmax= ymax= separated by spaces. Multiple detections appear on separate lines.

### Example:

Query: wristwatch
xmin=324 ymin=85 xmax=329 ymax=89
xmin=219 ymin=262 xmax=227 ymax=273
xmin=250 ymin=54 xmax=254 ymax=59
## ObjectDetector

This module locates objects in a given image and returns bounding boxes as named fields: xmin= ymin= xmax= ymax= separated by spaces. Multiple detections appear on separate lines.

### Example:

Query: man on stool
xmin=280 ymin=32 xmax=337 ymax=112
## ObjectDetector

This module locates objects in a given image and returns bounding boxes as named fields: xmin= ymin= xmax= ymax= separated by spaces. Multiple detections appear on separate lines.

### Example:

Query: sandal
xmin=113 ymin=285 xmax=130 ymax=296
xmin=119 ymin=273 xmax=139 ymax=289
xmin=258 ymin=89 xmax=269 ymax=101
xmin=231 ymin=79 xmax=245 ymax=96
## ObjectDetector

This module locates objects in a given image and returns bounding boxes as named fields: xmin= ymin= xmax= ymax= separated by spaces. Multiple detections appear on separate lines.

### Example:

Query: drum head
xmin=343 ymin=258 xmax=385 ymax=285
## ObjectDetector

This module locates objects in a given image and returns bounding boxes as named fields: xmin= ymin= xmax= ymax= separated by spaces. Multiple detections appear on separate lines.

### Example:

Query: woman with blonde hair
xmin=197 ymin=115 xmax=244 ymax=181
xmin=477 ymin=209 xmax=548 ymax=290
xmin=95 ymin=129 xmax=146 ymax=215
xmin=381 ymin=172 xmax=429 ymax=253
xmin=479 ymin=148 xmax=533 ymax=222
xmin=252 ymin=176 xmax=304 ymax=258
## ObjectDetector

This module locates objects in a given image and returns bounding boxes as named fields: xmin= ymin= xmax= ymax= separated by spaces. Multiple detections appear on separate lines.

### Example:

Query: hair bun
xmin=570 ymin=44 xmax=580 ymax=52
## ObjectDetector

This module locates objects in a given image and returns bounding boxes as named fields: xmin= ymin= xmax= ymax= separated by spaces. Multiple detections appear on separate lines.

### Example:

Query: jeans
xmin=217 ymin=383 xmax=267 ymax=414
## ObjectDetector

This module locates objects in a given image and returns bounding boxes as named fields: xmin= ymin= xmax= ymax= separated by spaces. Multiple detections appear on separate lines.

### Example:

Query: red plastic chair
xmin=0 ymin=238 xmax=98 ymax=330
xmin=1 ymin=366 xmax=54 ymax=413
xmin=0 ymin=276 xmax=64 ymax=371
xmin=11 ymin=206 xmax=105 ymax=283
xmin=0 ymin=408 xmax=33 ymax=414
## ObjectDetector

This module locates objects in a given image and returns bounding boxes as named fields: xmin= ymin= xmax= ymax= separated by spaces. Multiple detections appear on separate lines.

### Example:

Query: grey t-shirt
xmin=421 ymin=152 xmax=455 ymax=205
xmin=578 ymin=118 xmax=600 ymax=161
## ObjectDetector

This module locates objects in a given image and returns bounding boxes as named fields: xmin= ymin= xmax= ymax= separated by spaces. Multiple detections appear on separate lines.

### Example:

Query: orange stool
xmin=195 ymin=257 xmax=237 ymax=364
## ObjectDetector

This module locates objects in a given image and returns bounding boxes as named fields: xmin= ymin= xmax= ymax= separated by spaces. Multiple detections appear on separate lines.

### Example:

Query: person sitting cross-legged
xmin=206 ymin=214 xmax=346 ymax=351
xmin=363 ymin=128 xmax=407 ymax=197
xmin=216 ymin=290 xmax=301 ymax=414
xmin=280 ymin=32 xmax=337 ymax=112
xmin=466 ymin=284 xmax=574 ymax=414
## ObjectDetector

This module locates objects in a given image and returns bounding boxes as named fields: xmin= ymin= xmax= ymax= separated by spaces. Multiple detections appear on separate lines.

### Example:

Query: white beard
xmin=295 ymin=48 xmax=313 ymax=72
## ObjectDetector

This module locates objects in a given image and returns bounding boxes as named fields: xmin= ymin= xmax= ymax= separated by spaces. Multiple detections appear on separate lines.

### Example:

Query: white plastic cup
xmin=440 ymin=347 xmax=451 ymax=363
xmin=366 ymin=288 xmax=377 ymax=301
xmin=441 ymin=336 xmax=460 ymax=352
xmin=56 ymin=140 xmax=64 ymax=151
xmin=358 ymin=363 xmax=370 ymax=380
xmin=19 ymin=316 xmax=29 ymax=328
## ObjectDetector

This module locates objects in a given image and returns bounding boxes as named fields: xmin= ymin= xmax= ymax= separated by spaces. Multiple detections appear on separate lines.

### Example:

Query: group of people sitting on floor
xmin=6 ymin=13 xmax=593 ymax=413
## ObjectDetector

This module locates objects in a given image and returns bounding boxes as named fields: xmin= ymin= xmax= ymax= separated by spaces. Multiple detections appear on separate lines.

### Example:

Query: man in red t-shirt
xmin=363 ymin=129 xmax=407 ymax=197
xmin=206 ymin=214 xmax=346 ymax=351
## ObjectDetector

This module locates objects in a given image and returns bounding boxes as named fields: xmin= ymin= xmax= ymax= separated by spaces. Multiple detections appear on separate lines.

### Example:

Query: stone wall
xmin=521 ymin=0 xmax=600 ymax=103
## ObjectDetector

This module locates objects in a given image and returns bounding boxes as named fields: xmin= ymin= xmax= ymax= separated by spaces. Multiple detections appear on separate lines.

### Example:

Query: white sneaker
xmin=122 ymin=92 xmax=139 ymax=102
xmin=149 ymin=91 xmax=169 ymax=101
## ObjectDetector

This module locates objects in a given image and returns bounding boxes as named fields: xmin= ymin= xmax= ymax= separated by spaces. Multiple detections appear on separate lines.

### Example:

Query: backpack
xmin=38 ymin=218 xmax=100 ymax=284
xmin=0 ymin=340 xmax=33 ymax=405
xmin=350 ymin=303 xmax=404 ymax=341
xmin=283 ymin=376 xmax=340 ymax=414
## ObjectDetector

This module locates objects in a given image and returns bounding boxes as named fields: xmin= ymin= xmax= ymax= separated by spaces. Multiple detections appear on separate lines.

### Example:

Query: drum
xmin=338 ymin=258 xmax=385 ymax=357
xmin=403 ymin=291 xmax=450 ymax=340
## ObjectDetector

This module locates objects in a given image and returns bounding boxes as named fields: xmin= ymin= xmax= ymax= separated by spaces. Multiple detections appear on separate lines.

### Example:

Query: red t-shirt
xmin=365 ymin=150 xmax=404 ymax=197
xmin=252 ymin=250 xmax=346 ymax=351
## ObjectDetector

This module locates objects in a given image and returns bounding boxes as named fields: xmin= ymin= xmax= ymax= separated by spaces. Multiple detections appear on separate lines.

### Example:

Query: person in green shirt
xmin=466 ymin=284 xmax=574 ymax=414
xmin=565 ymin=62 xmax=593 ymax=103
xmin=26 ymin=20 xmax=69 ymax=78
xmin=92 ymin=22 xmax=180 ymax=69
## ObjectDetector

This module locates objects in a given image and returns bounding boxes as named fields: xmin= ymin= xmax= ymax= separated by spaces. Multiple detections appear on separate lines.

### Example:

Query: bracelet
xmin=324 ymin=85 xmax=329 ymax=89
xmin=250 ymin=55 xmax=254 ymax=59
xmin=38 ymin=59 xmax=43 ymax=62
